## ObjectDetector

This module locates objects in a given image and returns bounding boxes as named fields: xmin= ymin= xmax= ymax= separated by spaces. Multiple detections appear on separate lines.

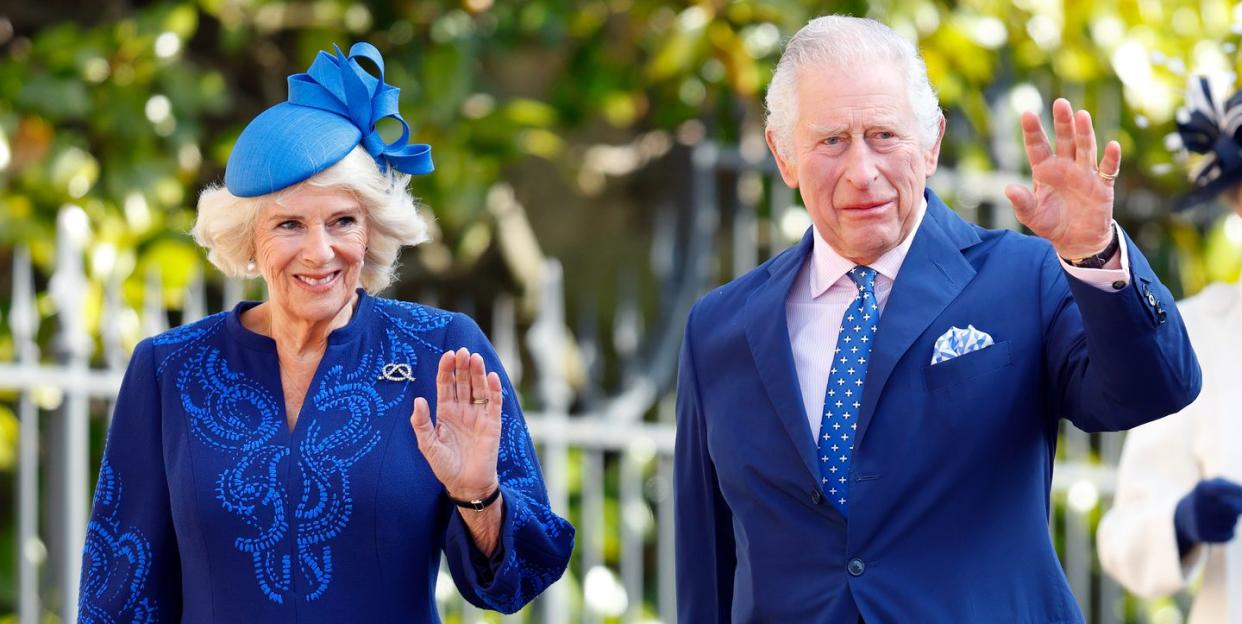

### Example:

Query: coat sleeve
xmin=1096 ymin=402 xmax=1206 ymax=598
xmin=439 ymin=313 xmax=575 ymax=614
xmin=674 ymin=305 xmax=736 ymax=623
xmin=79 ymin=339 xmax=182 ymax=622
xmin=1040 ymin=229 xmax=1201 ymax=432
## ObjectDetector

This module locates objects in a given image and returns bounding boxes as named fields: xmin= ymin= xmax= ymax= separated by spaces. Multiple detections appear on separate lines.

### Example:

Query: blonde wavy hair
xmin=191 ymin=146 xmax=430 ymax=292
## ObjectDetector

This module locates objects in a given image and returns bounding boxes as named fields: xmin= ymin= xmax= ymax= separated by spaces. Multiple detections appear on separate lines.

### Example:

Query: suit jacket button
xmin=1111 ymin=280 xmax=1126 ymax=290
xmin=811 ymin=490 xmax=823 ymax=505
xmin=847 ymin=558 xmax=866 ymax=576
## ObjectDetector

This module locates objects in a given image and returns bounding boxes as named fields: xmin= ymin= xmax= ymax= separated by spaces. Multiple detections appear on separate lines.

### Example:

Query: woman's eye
xmin=335 ymin=216 xmax=357 ymax=227
xmin=278 ymin=220 xmax=300 ymax=230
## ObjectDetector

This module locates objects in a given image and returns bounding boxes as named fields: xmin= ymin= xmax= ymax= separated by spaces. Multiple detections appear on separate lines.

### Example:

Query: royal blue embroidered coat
xmin=79 ymin=292 xmax=575 ymax=623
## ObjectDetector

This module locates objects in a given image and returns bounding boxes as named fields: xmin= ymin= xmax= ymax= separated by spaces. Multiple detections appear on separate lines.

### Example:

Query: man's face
xmin=768 ymin=61 xmax=943 ymax=264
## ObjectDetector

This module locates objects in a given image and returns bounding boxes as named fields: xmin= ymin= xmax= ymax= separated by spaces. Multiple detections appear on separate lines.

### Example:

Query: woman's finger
xmin=486 ymin=371 xmax=503 ymax=425
xmin=454 ymin=348 xmax=471 ymax=408
xmin=469 ymin=353 xmax=489 ymax=406
xmin=436 ymin=351 xmax=455 ymax=405
xmin=409 ymin=396 xmax=437 ymax=453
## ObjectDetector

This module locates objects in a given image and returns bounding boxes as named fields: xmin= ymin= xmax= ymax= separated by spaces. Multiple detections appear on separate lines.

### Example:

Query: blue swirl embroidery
xmin=176 ymin=345 xmax=295 ymax=601
xmin=150 ymin=298 xmax=570 ymax=609
xmin=375 ymin=299 xmax=453 ymax=364
xmin=289 ymin=350 xmax=387 ymax=600
xmin=165 ymin=300 xmax=453 ymax=604
xmin=80 ymin=460 xmax=159 ymax=624
xmin=376 ymin=299 xmax=454 ymax=335
xmin=152 ymin=312 xmax=225 ymax=375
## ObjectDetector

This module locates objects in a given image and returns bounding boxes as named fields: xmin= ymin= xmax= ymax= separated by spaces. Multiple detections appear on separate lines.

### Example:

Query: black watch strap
xmin=448 ymin=485 xmax=502 ymax=512
xmin=1063 ymin=224 xmax=1120 ymax=269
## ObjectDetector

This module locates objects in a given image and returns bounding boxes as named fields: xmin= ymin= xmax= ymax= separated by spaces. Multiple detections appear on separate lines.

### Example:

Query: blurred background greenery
xmin=3 ymin=0 xmax=1242 ymax=622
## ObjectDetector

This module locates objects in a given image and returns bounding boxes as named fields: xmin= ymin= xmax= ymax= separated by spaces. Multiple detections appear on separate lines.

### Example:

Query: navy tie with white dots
xmin=816 ymin=265 xmax=879 ymax=516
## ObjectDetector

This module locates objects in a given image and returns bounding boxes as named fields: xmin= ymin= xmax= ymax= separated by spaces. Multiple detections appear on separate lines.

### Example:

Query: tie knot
xmin=847 ymin=265 xmax=877 ymax=292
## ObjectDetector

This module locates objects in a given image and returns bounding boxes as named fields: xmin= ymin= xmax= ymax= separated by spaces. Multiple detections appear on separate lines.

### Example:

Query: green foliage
xmin=4 ymin=0 xmax=1239 ymax=314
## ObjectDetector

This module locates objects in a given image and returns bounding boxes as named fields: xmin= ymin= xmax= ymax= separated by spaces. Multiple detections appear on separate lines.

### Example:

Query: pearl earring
xmin=246 ymin=259 xmax=256 ymax=272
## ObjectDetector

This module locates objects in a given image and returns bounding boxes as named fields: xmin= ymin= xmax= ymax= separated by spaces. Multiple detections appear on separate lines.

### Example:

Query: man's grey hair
xmin=765 ymin=15 xmax=943 ymax=159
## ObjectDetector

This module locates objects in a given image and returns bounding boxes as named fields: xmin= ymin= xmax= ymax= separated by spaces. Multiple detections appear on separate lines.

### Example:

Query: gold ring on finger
xmin=471 ymin=398 xmax=489 ymax=405
xmin=1097 ymin=169 xmax=1118 ymax=181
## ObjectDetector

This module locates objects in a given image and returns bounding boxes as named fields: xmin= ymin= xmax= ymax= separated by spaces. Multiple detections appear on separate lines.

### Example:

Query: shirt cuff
xmin=1060 ymin=221 xmax=1130 ymax=291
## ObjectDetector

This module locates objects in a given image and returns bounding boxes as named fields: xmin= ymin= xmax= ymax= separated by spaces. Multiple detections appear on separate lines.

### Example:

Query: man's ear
xmin=924 ymin=114 xmax=946 ymax=175
xmin=766 ymin=127 xmax=799 ymax=189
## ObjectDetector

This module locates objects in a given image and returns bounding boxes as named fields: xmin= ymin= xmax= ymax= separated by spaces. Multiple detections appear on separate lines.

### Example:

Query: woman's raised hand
xmin=410 ymin=348 xmax=503 ymax=502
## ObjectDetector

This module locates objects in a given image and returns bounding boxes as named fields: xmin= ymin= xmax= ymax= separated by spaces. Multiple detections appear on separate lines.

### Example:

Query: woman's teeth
xmin=296 ymin=272 xmax=337 ymax=286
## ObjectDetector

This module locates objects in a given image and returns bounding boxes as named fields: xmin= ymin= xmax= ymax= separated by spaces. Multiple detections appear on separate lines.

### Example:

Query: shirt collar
xmin=809 ymin=195 xmax=928 ymax=298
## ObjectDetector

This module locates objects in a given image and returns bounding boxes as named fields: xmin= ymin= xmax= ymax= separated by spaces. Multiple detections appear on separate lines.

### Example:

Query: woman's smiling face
xmin=252 ymin=184 xmax=368 ymax=324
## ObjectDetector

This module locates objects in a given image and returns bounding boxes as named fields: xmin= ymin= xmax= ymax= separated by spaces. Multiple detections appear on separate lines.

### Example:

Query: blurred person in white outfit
xmin=1097 ymin=76 xmax=1242 ymax=623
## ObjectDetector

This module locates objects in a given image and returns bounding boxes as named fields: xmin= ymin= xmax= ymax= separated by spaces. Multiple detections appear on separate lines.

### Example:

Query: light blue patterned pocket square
xmin=931 ymin=325 xmax=994 ymax=365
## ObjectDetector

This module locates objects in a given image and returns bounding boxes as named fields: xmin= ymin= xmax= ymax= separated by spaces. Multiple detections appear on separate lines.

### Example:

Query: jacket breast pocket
xmin=922 ymin=340 xmax=1013 ymax=391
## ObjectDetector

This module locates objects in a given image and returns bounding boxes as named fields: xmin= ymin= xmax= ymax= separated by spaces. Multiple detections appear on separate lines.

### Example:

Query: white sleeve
xmin=1097 ymin=402 xmax=1207 ymax=598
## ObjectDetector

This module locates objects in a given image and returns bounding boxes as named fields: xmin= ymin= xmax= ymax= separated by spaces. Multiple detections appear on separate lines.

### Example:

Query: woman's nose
xmin=301 ymin=225 xmax=334 ymax=264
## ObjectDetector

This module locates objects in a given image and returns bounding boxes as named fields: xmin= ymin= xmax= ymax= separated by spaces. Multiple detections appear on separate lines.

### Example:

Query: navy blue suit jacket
xmin=674 ymin=189 xmax=1201 ymax=623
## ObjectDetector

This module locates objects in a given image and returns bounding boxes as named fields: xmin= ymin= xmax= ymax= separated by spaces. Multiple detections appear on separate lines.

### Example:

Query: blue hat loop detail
xmin=287 ymin=43 xmax=433 ymax=176
xmin=224 ymin=41 xmax=433 ymax=197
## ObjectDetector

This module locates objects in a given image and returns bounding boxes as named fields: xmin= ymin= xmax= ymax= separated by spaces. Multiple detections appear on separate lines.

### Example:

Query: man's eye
xmin=825 ymin=136 xmax=843 ymax=145
xmin=875 ymin=131 xmax=895 ymax=140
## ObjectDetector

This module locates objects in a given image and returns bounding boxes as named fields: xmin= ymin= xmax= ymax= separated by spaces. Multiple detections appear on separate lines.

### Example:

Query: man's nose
xmin=842 ymin=142 xmax=879 ymax=188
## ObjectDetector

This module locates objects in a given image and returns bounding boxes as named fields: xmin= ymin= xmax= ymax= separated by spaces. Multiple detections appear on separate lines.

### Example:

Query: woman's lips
xmin=293 ymin=270 xmax=341 ymax=290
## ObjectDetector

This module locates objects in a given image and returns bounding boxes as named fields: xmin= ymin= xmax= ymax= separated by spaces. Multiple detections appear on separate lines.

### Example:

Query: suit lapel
xmin=855 ymin=190 xmax=981 ymax=448
xmin=744 ymin=231 xmax=822 ymax=483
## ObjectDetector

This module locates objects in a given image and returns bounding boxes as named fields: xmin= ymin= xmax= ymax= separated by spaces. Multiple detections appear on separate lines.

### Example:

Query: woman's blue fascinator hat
xmin=225 ymin=42 xmax=434 ymax=197
xmin=1172 ymin=75 xmax=1242 ymax=211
